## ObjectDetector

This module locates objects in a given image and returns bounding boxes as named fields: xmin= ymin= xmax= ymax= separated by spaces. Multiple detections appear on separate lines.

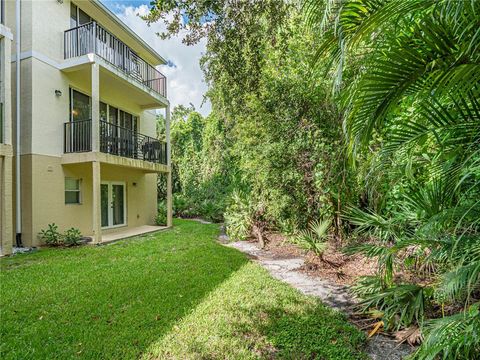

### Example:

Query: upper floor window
xmin=70 ymin=3 xmax=91 ymax=28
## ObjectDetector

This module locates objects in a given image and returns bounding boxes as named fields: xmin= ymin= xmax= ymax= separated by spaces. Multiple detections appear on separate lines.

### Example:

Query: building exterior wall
xmin=4 ymin=0 xmax=170 ymax=248
xmin=0 ymin=19 xmax=13 ymax=255
xmin=19 ymin=154 xmax=157 ymax=247
xmin=0 ymin=149 xmax=13 ymax=255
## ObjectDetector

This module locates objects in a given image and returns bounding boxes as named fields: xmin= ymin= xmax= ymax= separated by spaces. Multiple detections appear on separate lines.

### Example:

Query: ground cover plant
xmin=0 ymin=220 xmax=366 ymax=359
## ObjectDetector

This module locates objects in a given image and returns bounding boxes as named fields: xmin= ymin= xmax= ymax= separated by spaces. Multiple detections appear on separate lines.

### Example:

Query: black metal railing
xmin=64 ymin=119 xmax=92 ymax=153
xmin=64 ymin=22 xmax=167 ymax=97
xmin=64 ymin=119 xmax=167 ymax=165
xmin=0 ymin=0 xmax=4 ymax=25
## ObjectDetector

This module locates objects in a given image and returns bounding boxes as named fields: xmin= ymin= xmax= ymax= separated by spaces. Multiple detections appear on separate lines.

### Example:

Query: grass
xmin=0 ymin=219 xmax=366 ymax=359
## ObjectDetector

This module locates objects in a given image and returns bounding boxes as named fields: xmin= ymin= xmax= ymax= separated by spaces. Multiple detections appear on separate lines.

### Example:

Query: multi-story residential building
xmin=1 ymin=0 xmax=172 ymax=254
xmin=0 ymin=0 xmax=13 ymax=256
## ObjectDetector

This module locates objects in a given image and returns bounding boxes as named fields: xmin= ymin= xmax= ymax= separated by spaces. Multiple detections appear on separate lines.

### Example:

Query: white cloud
xmin=111 ymin=4 xmax=211 ymax=116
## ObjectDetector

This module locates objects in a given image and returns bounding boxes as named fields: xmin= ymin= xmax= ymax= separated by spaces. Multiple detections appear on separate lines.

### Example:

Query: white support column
xmin=92 ymin=161 xmax=102 ymax=243
xmin=91 ymin=63 xmax=102 ymax=242
xmin=166 ymin=103 xmax=173 ymax=227
xmin=91 ymin=63 xmax=100 ymax=152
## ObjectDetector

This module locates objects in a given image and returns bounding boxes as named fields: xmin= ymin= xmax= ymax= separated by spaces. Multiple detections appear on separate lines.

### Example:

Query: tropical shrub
xmin=39 ymin=224 xmax=82 ymax=247
xmin=293 ymin=219 xmax=331 ymax=257
xmin=224 ymin=191 xmax=253 ymax=241
xmin=156 ymin=201 xmax=167 ymax=226
xmin=413 ymin=303 xmax=480 ymax=360
xmin=63 ymin=228 xmax=82 ymax=246
xmin=353 ymin=280 xmax=433 ymax=331
xmin=38 ymin=223 xmax=62 ymax=246
xmin=304 ymin=0 xmax=480 ymax=356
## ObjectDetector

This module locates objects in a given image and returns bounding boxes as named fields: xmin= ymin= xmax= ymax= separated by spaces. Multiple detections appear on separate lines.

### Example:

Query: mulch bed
xmin=262 ymin=232 xmax=377 ymax=286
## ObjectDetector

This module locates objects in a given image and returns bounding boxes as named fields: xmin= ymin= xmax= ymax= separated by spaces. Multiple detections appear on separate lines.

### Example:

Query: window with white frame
xmin=65 ymin=178 xmax=82 ymax=204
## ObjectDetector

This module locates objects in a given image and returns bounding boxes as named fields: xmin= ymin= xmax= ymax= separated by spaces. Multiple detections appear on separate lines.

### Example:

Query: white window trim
xmin=65 ymin=178 xmax=82 ymax=205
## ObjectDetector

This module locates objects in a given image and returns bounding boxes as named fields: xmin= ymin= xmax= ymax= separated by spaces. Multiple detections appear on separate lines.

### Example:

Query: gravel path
xmin=222 ymin=238 xmax=413 ymax=360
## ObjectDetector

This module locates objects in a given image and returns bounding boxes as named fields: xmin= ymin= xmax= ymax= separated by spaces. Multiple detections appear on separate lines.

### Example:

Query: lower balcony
xmin=63 ymin=119 xmax=168 ymax=171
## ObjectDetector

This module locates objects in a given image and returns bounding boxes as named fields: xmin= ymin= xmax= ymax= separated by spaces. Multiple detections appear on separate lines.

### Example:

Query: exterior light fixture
xmin=55 ymin=90 xmax=62 ymax=97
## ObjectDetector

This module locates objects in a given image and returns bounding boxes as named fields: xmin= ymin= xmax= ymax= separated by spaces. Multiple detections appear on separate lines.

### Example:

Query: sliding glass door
xmin=70 ymin=89 xmax=91 ymax=122
xmin=69 ymin=89 xmax=91 ymax=152
xmin=100 ymin=182 xmax=126 ymax=228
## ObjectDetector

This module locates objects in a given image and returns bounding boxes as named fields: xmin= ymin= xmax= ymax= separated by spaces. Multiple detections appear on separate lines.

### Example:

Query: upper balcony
xmin=64 ymin=21 xmax=167 ymax=99
xmin=62 ymin=119 xmax=168 ymax=173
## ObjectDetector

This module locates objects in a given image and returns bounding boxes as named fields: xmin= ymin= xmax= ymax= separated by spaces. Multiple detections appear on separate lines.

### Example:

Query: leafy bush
xmin=173 ymin=194 xmax=190 ymax=217
xmin=156 ymin=201 xmax=168 ymax=226
xmin=39 ymin=224 xmax=82 ymax=247
xmin=224 ymin=191 xmax=253 ymax=241
xmin=38 ymin=223 xmax=62 ymax=246
xmin=63 ymin=228 xmax=82 ymax=246
xmin=198 ymin=200 xmax=224 ymax=223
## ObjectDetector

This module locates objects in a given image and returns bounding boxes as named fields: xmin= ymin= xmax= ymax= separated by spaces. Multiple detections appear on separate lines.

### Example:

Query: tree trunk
xmin=252 ymin=224 xmax=265 ymax=249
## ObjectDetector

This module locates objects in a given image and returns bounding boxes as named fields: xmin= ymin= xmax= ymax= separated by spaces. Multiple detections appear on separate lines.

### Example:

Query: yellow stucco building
xmin=0 ymin=1 xmax=13 ymax=256
xmin=0 ymin=0 xmax=172 ymax=255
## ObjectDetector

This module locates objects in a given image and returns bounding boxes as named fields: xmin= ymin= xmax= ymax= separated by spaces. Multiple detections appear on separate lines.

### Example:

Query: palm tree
xmin=304 ymin=1 xmax=480 ymax=358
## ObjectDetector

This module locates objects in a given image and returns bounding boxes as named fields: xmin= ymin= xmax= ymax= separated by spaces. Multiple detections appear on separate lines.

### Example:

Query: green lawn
xmin=0 ymin=219 xmax=366 ymax=359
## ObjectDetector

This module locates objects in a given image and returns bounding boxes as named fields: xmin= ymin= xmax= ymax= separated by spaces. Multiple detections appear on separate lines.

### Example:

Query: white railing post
xmin=91 ymin=63 xmax=100 ymax=152
xmin=92 ymin=21 xmax=96 ymax=54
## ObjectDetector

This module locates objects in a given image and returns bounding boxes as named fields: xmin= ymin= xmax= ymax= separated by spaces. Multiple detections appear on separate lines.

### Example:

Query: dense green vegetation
xmin=0 ymin=220 xmax=365 ymax=359
xmin=150 ymin=0 xmax=480 ymax=358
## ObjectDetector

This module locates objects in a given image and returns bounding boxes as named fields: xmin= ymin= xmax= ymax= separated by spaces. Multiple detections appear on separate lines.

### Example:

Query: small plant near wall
xmin=38 ymin=224 xmax=83 ymax=247
xmin=63 ymin=228 xmax=82 ymax=246
xmin=38 ymin=223 xmax=63 ymax=246
xmin=155 ymin=201 xmax=167 ymax=226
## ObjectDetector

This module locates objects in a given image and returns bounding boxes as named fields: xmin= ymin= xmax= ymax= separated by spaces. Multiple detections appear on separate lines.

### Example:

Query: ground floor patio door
xmin=101 ymin=182 xmax=126 ymax=228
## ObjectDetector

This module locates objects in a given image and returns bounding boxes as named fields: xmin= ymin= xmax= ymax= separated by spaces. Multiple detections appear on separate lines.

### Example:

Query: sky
xmin=101 ymin=0 xmax=211 ymax=116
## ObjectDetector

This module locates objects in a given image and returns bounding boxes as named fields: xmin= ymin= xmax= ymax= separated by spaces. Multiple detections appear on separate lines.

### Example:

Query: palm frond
xmin=412 ymin=303 xmax=480 ymax=360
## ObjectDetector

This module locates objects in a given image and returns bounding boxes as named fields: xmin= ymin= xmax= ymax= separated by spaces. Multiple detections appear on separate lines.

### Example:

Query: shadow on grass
xmin=0 ymin=220 xmax=249 ymax=359
xmin=141 ymin=261 xmax=367 ymax=360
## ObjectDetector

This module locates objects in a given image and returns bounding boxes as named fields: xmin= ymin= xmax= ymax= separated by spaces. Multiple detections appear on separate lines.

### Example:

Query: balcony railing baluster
xmin=64 ymin=119 xmax=167 ymax=165
xmin=64 ymin=22 xmax=167 ymax=98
